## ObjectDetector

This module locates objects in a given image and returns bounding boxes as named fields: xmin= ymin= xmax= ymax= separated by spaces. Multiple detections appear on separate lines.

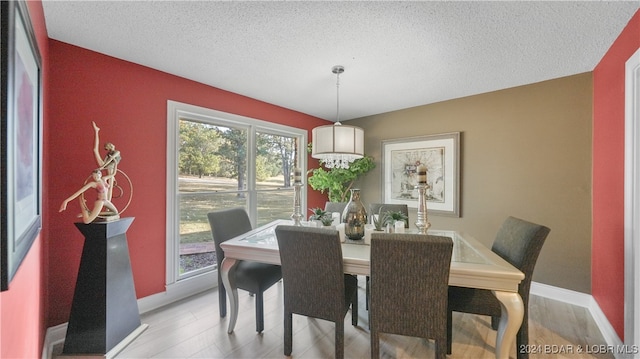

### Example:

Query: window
xmin=167 ymin=101 xmax=306 ymax=289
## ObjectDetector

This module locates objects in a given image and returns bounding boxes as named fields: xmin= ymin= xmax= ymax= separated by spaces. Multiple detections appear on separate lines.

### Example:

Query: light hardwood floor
xmin=54 ymin=278 xmax=612 ymax=359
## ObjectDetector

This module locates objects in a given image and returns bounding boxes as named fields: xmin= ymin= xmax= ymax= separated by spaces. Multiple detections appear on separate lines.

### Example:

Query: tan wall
xmin=348 ymin=72 xmax=593 ymax=293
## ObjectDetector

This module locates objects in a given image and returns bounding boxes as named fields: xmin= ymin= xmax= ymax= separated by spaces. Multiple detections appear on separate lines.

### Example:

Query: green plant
xmin=371 ymin=209 xmax=408 ymax=230
xmin=385 ymin=210 xmax=408 ymax=227
xmin=308 ymin=207 xmax=334 ymax=226
xmin=320 ymin=215 xmax=335 ymax=226
xmin=308 ymin=207 xmax=328 ymax=221
xmin=306 ymin=146 xmax=376 ymax=202
xmin=371 ymin=208 xmax=390 ymax=231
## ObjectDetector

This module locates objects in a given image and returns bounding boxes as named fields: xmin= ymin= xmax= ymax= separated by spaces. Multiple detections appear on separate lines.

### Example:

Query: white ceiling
xmin=42 ymin=1 xmax=639 ymax=122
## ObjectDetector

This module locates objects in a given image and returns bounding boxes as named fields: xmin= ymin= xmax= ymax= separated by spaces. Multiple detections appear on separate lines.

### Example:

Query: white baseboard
xmin=42 ymin=272 xmax=217 ymax=359
xmin=41 ymin=323 xmax=67 ymax=359
xmin=137 ymin=271 xmax=216 ymax=314
xmin=530 ymin=281 xmax=593 ymax=307
xmin=587 ymin=298 xmax=626 ymax=358
xmin=531 ymin=281 xmax=624 ymax=357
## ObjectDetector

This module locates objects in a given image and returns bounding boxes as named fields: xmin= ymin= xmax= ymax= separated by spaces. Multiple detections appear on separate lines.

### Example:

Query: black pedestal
xmin=63 ymin=217 xmax=142 ymax=355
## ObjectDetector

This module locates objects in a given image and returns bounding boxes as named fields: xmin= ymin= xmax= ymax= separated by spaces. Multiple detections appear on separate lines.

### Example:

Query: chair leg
xmin=335 ymin=320 xmax=344 ymax=359
xmin=491 ymin=315 xmax=499 ymax=330
xmin=370 ymin=329 xmax=379 ymax=359
xmin=435 ymin=338 xmax=446 ymax=359
xmin=365 ymin=276 xmax=370 ymax=310
xmin=218 ymin=274 xmax=227 ymax=317
xmin=446 ymin=309 xmax=452 ymax=354
xmin=351 ymin=289 xmax=358 ymax=326
xmin=255 ymin=291 xmax=264 ymax=333
xmin=284 ymin=311 xmax=292 ymax=356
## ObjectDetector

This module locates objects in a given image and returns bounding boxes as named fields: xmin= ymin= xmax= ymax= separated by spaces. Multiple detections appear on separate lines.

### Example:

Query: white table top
xmin=220 ymin=219 xmax=524 ymax=292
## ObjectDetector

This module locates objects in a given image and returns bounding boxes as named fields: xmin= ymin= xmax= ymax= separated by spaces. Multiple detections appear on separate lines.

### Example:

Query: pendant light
xmin=311 ymin=65 xmax=364 ymax=169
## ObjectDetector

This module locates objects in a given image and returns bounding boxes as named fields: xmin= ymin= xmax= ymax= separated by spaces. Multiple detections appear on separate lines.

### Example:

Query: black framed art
xmin=1 ymin=0 xmax=43 ymax=291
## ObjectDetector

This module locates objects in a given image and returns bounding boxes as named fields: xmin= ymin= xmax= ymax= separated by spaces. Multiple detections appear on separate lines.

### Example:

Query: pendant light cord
xmin=333 ymin=66 xmax=343 ymax=125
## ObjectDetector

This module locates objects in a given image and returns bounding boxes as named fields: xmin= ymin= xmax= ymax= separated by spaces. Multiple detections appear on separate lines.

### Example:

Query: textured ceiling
xmin=42 ymin=1 xmax=639 ymax=122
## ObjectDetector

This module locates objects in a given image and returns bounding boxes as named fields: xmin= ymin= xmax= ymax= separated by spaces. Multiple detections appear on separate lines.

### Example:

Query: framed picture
xmin=382 ymin=132 xmax=460 ymax=217
xmin=1 ymin=0 xmax=43 ymax=291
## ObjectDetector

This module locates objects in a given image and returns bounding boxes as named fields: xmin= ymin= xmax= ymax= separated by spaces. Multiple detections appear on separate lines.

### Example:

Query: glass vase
xmin=342 ymin=189 xmax=367 ymax=240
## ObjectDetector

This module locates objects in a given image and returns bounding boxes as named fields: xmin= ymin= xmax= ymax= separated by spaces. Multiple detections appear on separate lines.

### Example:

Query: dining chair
xmin=207 ymin=208 xmax=282 ymax=333
xmin=324 ymin=201 xmax=347 ymax=216
xmin=274 ymin=225 xmax=358 ymax=359
xmin=368 ymin=203 xmax=409 ymax=228
xmin=365 ymin=203 xmax=410 ymax=310
xmin=446 ymin=216 xmax=550 ymax=359
xmin=369 ymin=233 xmax=453 ymax=359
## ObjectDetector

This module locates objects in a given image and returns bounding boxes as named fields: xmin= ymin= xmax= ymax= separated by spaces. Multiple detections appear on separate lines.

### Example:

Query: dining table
xmin=219 ymin=219 xmax=525 ymax=359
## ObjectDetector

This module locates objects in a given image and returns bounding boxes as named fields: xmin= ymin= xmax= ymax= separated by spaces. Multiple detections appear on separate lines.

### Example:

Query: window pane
xmin=256 ymin=189 xmax=294 ymax=227
xmin=256 ymin=132 xmax=298 ymax=190
xmin=178 ymin=120 xmax=247 ymax=193
xmin=178 ymin=118 xmax=248 ymax=277
xmin=255 ymin=131 xmax=298 ymax=227
xmin=178 ymin=192 xmax=247 ymax=276
xmin=171 ymin=108 xmax=305 ymax=286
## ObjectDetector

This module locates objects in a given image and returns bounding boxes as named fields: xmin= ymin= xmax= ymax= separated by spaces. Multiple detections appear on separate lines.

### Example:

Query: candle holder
xmin=415 ymin=183 xmax=431 ymax=234
xmin=291 ymin=183 xmax=303 ymax=226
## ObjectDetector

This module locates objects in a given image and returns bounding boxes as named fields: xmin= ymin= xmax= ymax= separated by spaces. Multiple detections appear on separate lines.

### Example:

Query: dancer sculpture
xmin=59 ymin=169 xmax=119 ymax=224
xmin=93 ymin=121 xmax=121 ymax=201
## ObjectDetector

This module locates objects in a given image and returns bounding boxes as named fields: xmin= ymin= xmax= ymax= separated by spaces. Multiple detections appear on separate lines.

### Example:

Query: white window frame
xmin=165 ymin=100 xmax=307 ymax=296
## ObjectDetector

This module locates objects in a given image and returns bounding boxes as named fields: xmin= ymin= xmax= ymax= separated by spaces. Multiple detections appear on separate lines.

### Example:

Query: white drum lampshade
xmin=312 ymin=123 xmax=364 ymax=169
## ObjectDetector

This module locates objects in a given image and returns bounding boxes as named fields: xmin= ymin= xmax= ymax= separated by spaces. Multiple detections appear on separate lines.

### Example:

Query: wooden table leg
xmin=220 ymin=257 xmax=239 ymax=334
xmin=492 ymin=290 xmax=524 ymax=359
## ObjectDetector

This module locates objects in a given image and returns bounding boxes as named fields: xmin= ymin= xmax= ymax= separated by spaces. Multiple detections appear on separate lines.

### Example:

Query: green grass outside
xmin=178 ymin=175 xmax=294 ymax=245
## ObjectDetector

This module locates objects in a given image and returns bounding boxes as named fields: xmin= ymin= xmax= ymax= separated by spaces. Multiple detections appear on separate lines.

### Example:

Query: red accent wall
xmin=0 ymin=2 xmax=49 ymax=358
xmin=46 ymin=40 xmax=328 ymax=326
xmin=0 ymin=239 xmax=44 ymax=358
xmin=592 ymin=10 xmax=640 ymax=340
